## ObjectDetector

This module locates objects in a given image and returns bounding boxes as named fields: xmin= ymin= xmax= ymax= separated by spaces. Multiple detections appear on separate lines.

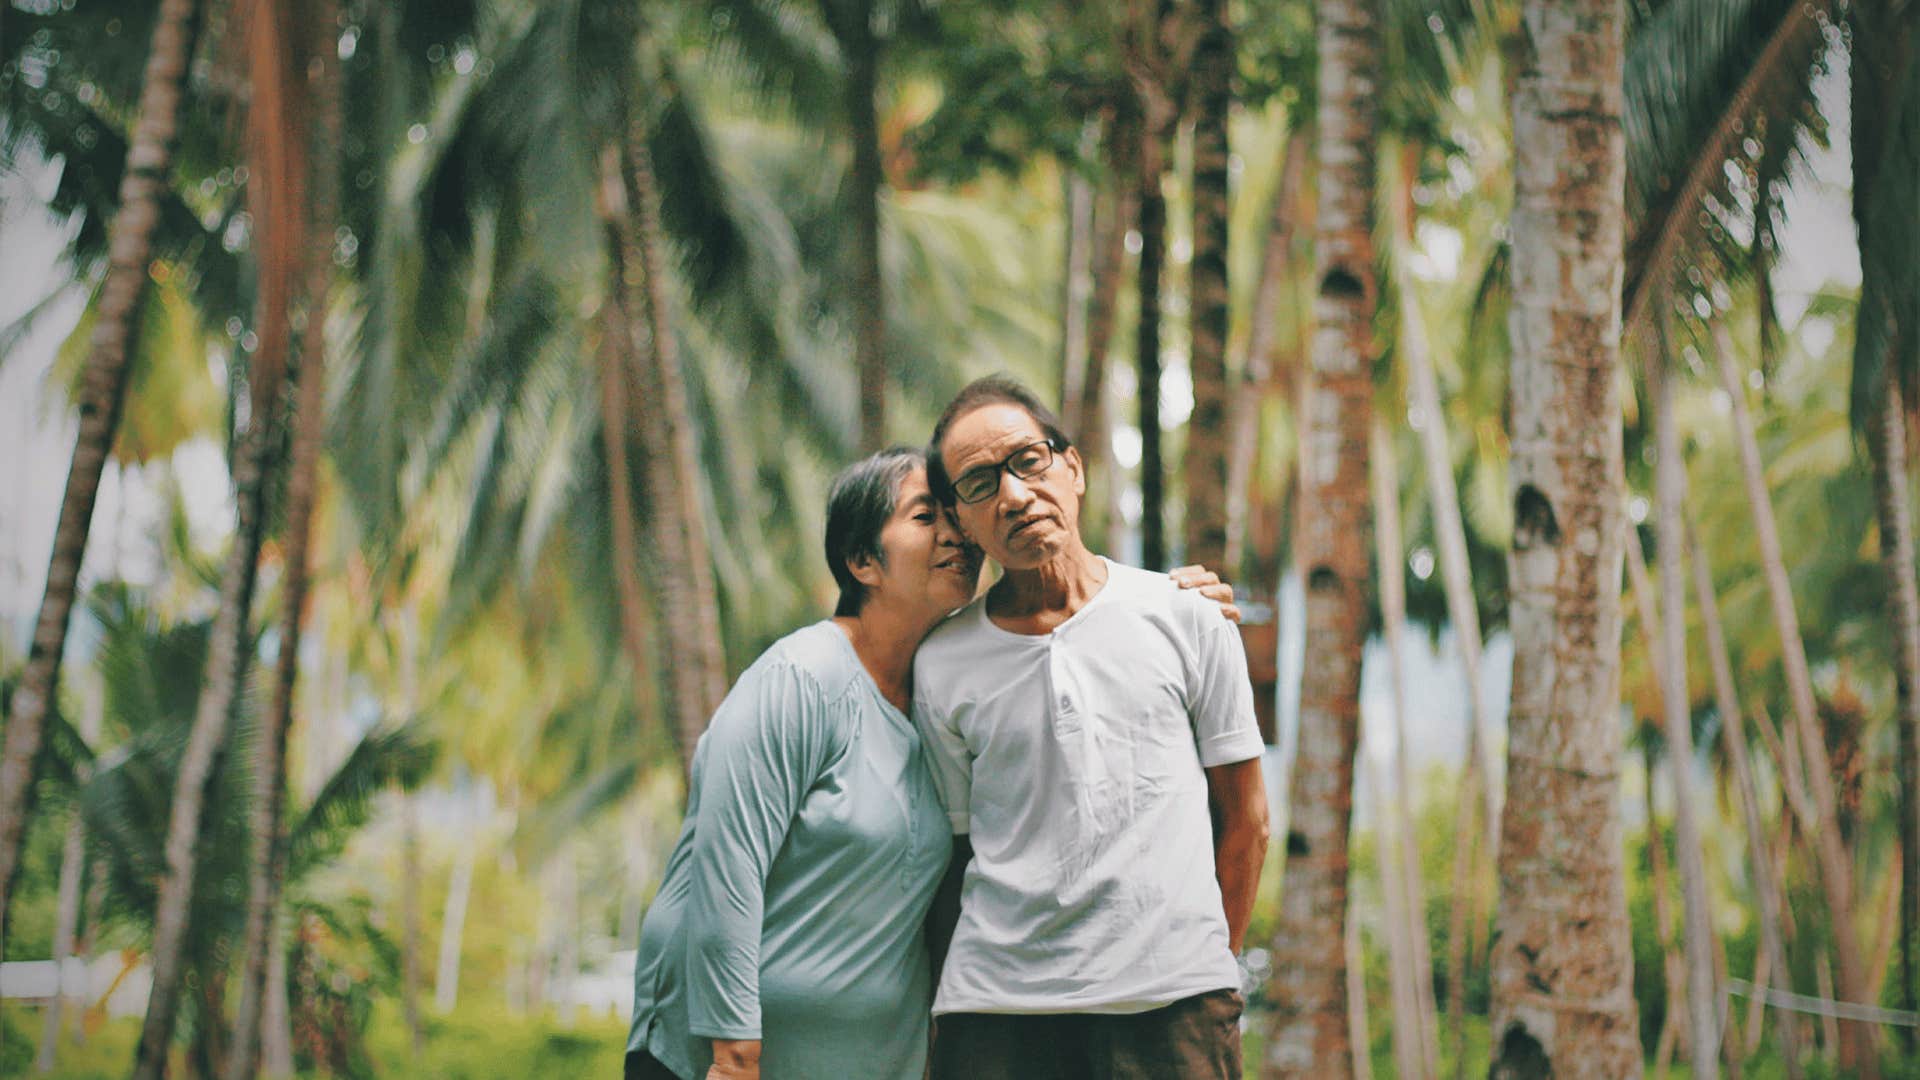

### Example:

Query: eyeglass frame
xmin=949 ymin=437 xmax=1067 ymax=505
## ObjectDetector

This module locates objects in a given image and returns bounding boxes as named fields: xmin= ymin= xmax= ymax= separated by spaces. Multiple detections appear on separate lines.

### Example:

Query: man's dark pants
xmin=929 ymin=988 xmax=1244 ymax=1080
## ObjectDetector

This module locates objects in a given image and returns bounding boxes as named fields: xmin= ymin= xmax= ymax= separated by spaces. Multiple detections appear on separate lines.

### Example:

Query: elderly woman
xmin=625 ymin=447 xmax=1234 ymax=1080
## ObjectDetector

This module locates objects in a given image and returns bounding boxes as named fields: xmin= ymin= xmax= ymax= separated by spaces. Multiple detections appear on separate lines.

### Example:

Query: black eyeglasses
xmin=951 ymin=439 xmax=1061 ymax=504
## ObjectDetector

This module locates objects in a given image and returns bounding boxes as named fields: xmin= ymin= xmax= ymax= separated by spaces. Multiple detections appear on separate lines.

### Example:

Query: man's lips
xmin=1005 ymin=515 xmax=1047 ymax=540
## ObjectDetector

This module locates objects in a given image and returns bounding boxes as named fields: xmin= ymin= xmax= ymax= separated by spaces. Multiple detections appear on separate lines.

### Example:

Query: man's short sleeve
xmin=1189 ymin=611 xmax=1265 ymax=767
xmin=912 ymin=698 xmax=972 ymax=834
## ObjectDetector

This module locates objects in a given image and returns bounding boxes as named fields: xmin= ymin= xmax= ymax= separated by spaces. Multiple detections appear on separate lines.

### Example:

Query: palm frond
xmin=287 ymin=722 xmax=438 ymax=880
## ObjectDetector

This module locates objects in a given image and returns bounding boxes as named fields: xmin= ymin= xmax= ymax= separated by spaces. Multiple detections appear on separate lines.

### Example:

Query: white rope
xmin=1725 ymin=978 xmax=1920 ymax=1028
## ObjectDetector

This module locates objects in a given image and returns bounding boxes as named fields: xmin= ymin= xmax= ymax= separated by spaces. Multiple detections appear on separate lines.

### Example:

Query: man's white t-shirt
xmin=912 ymin=558 xmax=1265 ymax=1016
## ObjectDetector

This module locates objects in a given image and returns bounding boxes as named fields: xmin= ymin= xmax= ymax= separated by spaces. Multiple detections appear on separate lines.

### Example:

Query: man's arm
xmin=1205 ymin=757 xmax=1268 ymax=952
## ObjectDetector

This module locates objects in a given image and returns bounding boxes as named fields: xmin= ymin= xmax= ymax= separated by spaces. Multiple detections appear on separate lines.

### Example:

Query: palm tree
xmin=1182 ymin=0 xmax=1233 ymax=571
xmin=1265 ymin=0 xmax=1378 ymax=1071
xmin=1487 ymin=0 xmax=1642 ymax=1072
xmin=228 ymin=3 xmax=339 ymax=1073
xmin=0 ymin=0 xmax=202 ymax=960
xmin=823 ymin=0 xmax=890 ymax=451
xmin=134 ymin=0 xmax=313 ymax=1067
xmin=1647 ymin=334 xmax=1721 ymax=1075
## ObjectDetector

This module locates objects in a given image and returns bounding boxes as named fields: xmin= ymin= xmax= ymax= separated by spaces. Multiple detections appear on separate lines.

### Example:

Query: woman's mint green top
xmin=626 ymin=621 xmax=952 ymax=1080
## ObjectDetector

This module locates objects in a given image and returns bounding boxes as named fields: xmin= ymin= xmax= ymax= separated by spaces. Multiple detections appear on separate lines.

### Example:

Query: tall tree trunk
xmin=1708 ymin=322 xmax=1876 ymax=1073
xmin=1396 ymin=249 xmax=1501 ymax=1080
xmin=262 ymin=911 xmax=294 ymax=1077
xmin=1688 ymin=517 xmax=1804 ymax=1078
xmin=1265 ymin=0 xmax=1378 ymax=1071
xmin=34 ymin=808 xmax=87 ymax=1072
xmin=1058 ymin=121 xmax=1097 ymax=431
xmin=593 ymin=150 xmax=664 ymax=759
xmin=835 ymin=0 xmax=887 ymax=452
xmin=1489 ymin=0 xmax=1643 ymax=1073
xmin=1370 ymin=420 xmax=1439 ymax=1080
xmin=400 ymin=789 xmax=425 ymax=1054
xmin=1371 ymin=754 xmax=1420 ymax=1080
xmin=1347 ymin=905 xmax=1376 ymax=1080
xmin=0 ymin=0 xmax=202 ymax=956
xmin=1226 ymin=131 xmax=1308 ymax=577
xmin=1645 ymin=751 xmax=1686 ymax=1077
xmin=1182 ymin=0 xmax=1233 ymax=571
xmin=603 ymin=122 xmax=729 ymax=772
xmin=1079 ymin=106 xmax=1139 ymax=546
xmin=1870 ymin=372 xmax=1920 ymax=1039
xmin=1648 ymin=342 xmax=1723 ymax=1075
xmin=1134 ymin=89 xmax=1170 ymax=571
xmin=434 ymin=838 xmax=477 ymax=1013
xmin=230 ymin=5 xmax=336 ymax=1070
xmin=131 ymin=401 xmax=278 ymax=1080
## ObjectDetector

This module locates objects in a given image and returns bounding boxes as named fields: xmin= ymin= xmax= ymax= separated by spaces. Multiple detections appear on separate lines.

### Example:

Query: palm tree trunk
xmin=434 ymin=838 xmax=477 ymax=1013
xmin=229 ymin=6 xmax=336 ymax=1070
xmin=1078 ymin=107 xmax=1139 ymax=545
xmin=1134 ymin=91 xmax=1170 ymax=572
xmin=592 ymin=149 xmax=664 ymax=760
xmin=1708 ymin=321 xmax=1876 ymax=1073
xmin=1266 ymin=0 xmax=1378 ymax=1071
xmin=1347 ymin=906 xmax=1376 ymax=1080
xmin=262 ymin=911 xmax=294 ymax=1076
xmin=0 ymin=0 xmax=201 ymax=958
xmin=400 ymin=788 xmax=425 ymax=1053
xmin=1058 ymin=122 xmax=1097 ymax=432
xmin=1395 ymin=250 xmax=1501 ymax=1080
xmin=1645 ymin=755 xmax=1685 ymax=1076
xmin=1181 ymin=0 xmax=1233 ymax=571
xmin=1370 ymin=419 xmax=1438 ymax=1080
xmin=837 ymin=0 xmax=887 ymax=452
xmin=1648 ymin=342 xmax=1723 ymax=1075
xmin=34 ymin=809 xmax=87 ymax=1072
xmin=618 ymin=127 xmax=730 ymax=766
xmin=1870 ymin=371 xmax=1920 ymax=1035
xmin=1688 ymin=516 xmax=1804 ymax=1078
xmin=131 ymin=401 xmax=278 ymax=1080
xmin=1225 ymin=131 xmax=1308 ymax=577
xmin=1489 ymin=0 xmax=1643 ymax=1073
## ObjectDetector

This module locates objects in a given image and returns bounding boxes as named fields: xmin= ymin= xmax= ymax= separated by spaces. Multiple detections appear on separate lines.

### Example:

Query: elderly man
xmin=914 ymin=375 xmax=1269 ymax=1080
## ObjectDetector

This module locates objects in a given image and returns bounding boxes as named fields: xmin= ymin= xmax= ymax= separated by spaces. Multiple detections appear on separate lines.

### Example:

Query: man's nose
xmin=998 ymin=470 xmax=1036 ymax=511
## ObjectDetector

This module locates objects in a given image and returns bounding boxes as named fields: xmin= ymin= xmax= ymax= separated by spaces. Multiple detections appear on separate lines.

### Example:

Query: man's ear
xmin=1064 ymin=445 xmax=1086 ymax=497
xmin=848 ymin=552 xmax=884 ymax=589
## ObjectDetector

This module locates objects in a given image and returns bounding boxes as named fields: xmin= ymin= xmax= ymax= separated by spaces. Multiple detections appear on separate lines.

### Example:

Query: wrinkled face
xmin=854 ymin=467 xmax=983 ymax=616
xmin=938 ymin=403 xmax=1084 ymax=571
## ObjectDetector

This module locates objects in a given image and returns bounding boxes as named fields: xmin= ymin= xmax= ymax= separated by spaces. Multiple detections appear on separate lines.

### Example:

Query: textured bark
xmin=1688 ymin=518 xmax=1803 ymax=1078
xmin=1648 ymin=344 xmax=1722 ymax=1075
xmin=230 ymin=6 xmax=335 ymax=1071
xmin=1265 ymin=0 xmax=1377 ymax=1071
xmin=1370 ymin=422 xmax=1438 ymax=1080
xmin=1181 ymin=0 xmax=1233 ymax=571
xmin=1709 ymin=322 xmax=1875 ymax=1073
xmin=1870 ymin=373 xmax=1920 ymax=1035
xmin=620 ymin=131 xmax=730 ymax=766
xmin=1225 ymin=131 xmax=1308 ymax=576
xmin=1489 ymin=1 xmax=1643 ymax=1074
xmin=132 ymin=407 xmax=277 ymax=1080
xmin=0 ymin=0 xmax=201 ymax=958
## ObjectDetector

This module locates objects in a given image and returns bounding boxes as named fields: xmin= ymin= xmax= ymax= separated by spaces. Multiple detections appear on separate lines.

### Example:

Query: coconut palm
xmin=1487 ymin=0 xmax=1643 ymax=1073
xmin=1182 ymin=0 xmax=1233 ymax=570
xmin=0 ymin=0 xmax=204 ymax=962
xmin=1266 ymin=0 xmax=1379 ymax=1072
